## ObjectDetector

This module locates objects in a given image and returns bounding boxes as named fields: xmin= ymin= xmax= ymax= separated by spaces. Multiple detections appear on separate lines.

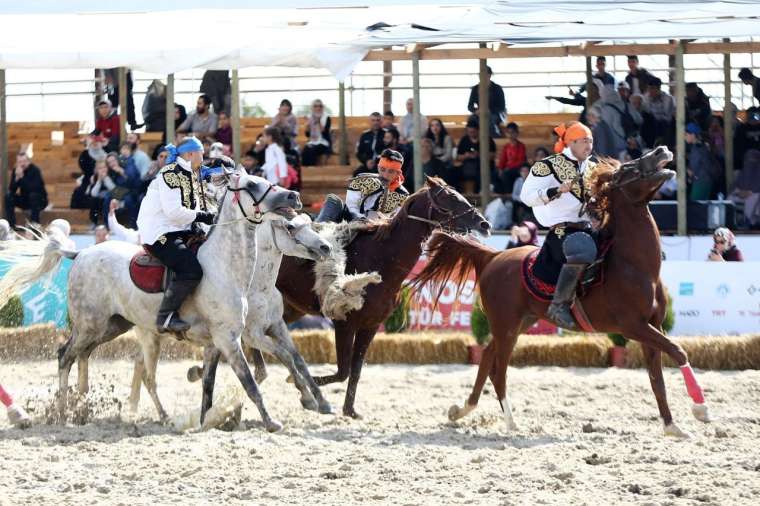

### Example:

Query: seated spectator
xmin=215 ymin=111 xmax=233 ymax=151
xmin=261 ymin=127 xmax=290 ymax=187
xmin=301 ymin=99 xmax=332 ymax=166
xmin=86 ymin=159 xmax=115 ymax=227
xmin=177 ymin=95 xmax=217 ymax=140
xmin=730 ymin=149 xmax=760 ymax=229
xmin=529 ymin=146 xmax=550 ymax=165
xmin=142 ymin=79 xmax=167 ymax=132
xmin=738 ymin=68 xmax=760 ymax=104
xmin=708 ymin=227 xmax=743 ymax=261
xmin=102 ymin=150 xmax=141 ymax=228
xmin=625 ymin=55 xmax=654 ymax=96
xmin=484 ymin=196 xmax=512 ymax=230
xmin=400 ymin=97 xmax=427 ymax=143
xmin=382 ymin=127 xmax=412 ymax=183
xmin=587 ymin=106 xmax=618 ymax=158
xmin=506 ymin=220 xmax=539 ymax=249
xmin=735 ymin=107 xmax=760 ymax=170
xmin=107 ymin=199 xmax=139 ymax=244
xmin=707 ymin=116 xmax=725 ymax=162
xmin=71 ymin=135 xmax=107 ymax=209
xmin=381 ymin=110 xmax=396 ymax=131
xmin=425 ymin=118 xmax=453 ymax=165
xmin=618 ymin=136 xmax=643 ymax=163
xmin=467 ymin=65 xmax=506 ymax=138
xmin=685 ymin=123 xmax=717 ymax=200
xmin=496 ymin=122 xmax=527 ymax=193
xmin=93 ymin=100 xmax=120 ymax=152
xmin=242 ymin=150 xmax=262 ymax=176
xmin=144 ymin=145 xmax=169 ymax=183
xmin=453 ymin=119 xmax=495 ymax=194
xmin=355 ymin=112 xmax=386 ymax=173
xmin=271 ymin=99 xmax=298 ymax=146
xmin=420 ymin=138 xmax=447 ymax=180
xmin=126 ymin=132 xmax=151 ymax=179
xmin=642 ymin=77 xmax=675 ymax=148
xmin=511 ymin=163 xmax=531 ymax=223
xmin=685 ymin=83 xmax=712 ymax=132
xmin=94 ymin=225 xmax=110 ymax=244
xmin=4 ymin=152 xmax=48 ymax=228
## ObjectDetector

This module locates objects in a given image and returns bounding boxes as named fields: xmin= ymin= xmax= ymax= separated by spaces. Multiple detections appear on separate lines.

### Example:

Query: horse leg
xmin=77 ymin=353 xmax=91 ymax=395
xmin=638 ymin=342 xmax=688 ymax=438
xmin=448 ymin=341 xmax=496 ymax=422
xmin=488 ymin=317 xmax=534 ymax=432
xmin=251 ymin=348 xmax=268 ymax=384
xmin=200 ymin=346 xmax=222 ymax=426
xmin=314 ymin=321 xmax=353 ymax=386
xmin=57 ymin=334 xmax=78 ymax=423
xmin=128 ymin=350 xmax=145 ymax=415
xmin=137 ymin=329 xmax=168 ymax=423
xmin=213 ymin=331 xmax=282 ymax=433
xmin=342 ymin=327 xmax=376 ymax=419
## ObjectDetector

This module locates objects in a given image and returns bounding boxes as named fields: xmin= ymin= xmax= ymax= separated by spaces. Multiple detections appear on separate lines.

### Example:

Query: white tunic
xmin=262 ymin=143 xmax=288 ymax=184
xmin=136 ymin=156 xmax=202 ymax=245
xmin=520 ymin=147 xmax=592 ymax=228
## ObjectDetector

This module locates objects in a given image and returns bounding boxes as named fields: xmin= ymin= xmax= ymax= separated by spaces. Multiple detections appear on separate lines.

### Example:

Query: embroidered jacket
xmin=136 ymin=157 xmax=206 ymax=245
xmin=345 ymin=173 xmax=408 ymax=219
xmin=519 ymin=148 xmax=595 ymax=227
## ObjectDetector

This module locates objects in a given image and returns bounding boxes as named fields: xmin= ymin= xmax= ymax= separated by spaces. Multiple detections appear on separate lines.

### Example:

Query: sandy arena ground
xmin=1 ymin=360 xmax=759 ymax=505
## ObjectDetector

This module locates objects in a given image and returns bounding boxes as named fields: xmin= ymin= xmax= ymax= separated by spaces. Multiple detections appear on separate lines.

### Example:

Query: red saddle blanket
xmin=129 ymin=249 xmax=168 ymax=293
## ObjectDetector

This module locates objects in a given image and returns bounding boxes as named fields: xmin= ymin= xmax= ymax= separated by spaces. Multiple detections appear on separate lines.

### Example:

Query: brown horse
xmin=414 ymin=147 xmax=711 ymax=438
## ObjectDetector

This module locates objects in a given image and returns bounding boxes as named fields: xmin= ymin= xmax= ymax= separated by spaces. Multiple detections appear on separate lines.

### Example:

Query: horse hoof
xmin=254 ymin=369 xmax=268 ymax=384
xmin=505 ymin=422 xmax=518 ymax=432
xmin=300 ymin=397 xmax=319 ymax=412
xmin=7 ymin=405 xmax=31 ymax=429
xmin=692 ymin=403 xmax=711 ymax=423
xmin=448 ymin=404 xmax=463 ymax=421
xmin=343 ymin=408 xmax=363 ymax=420
xmin=265 ymin=420 xmax=283 ymax=433
xmin=187 ymin=366 xmax=203 ymax=383
xmin=318 ymin=402 xmax=334 ymax=415
xmin=664 ymin=423 xmax=691 ymax=439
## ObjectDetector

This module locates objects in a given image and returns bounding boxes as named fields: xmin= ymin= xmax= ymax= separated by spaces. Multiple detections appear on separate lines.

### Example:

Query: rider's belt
xmin=550 ymin=221 xmax=590 ymax=239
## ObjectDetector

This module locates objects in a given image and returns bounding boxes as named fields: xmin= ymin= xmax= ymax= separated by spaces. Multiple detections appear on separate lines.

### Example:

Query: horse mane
xmin=585 ymin=157 xmax=620 ymax=229
xmin=370 ymin=183 xmax=430 ymax=241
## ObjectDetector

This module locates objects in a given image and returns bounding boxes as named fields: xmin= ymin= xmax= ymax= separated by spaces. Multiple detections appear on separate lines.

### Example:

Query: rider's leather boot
xmin=546 ymin=263 xmax=586 ymax=330
xmin=156 ymin=279 xmax=199 ymax=333
xmin=315 ymin=194 xmax=345 ymax=223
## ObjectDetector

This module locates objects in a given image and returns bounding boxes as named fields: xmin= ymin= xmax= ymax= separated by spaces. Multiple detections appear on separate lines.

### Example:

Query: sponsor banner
xmin=0 ymin=258 xmax=72 ymax=328
xmin=660 ymin=261 xmax=760 ymax=335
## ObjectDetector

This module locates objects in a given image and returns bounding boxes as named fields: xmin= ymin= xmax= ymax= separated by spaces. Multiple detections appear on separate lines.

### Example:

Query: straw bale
xmin=626 ymin=334 xmax=760 ymax=370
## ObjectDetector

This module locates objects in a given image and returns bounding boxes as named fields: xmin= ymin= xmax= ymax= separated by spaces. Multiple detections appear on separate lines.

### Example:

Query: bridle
xmin=407 ymin=186 xmax=480 ymax=232
xmin=226 ymin=178 xmax=276 ymax=225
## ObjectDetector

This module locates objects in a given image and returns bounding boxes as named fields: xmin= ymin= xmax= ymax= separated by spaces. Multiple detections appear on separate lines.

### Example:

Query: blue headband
xmin=165 ymin=137 xmax=204 ymax=164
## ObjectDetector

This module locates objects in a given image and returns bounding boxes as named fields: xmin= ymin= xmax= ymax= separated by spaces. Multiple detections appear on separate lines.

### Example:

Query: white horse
xmin=0 ymin=172 xmax=302 ymax=432
xmin=128 ymin=211 xmax=335 ymax=421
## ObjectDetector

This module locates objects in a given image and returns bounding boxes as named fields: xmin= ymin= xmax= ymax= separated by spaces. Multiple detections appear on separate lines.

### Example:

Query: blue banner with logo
xmin=0 ymin=258 xmax=72 ymax=328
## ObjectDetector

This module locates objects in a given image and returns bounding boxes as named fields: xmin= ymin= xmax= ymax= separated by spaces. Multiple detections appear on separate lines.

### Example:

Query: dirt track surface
xmin=1 ymin=360 xmax=759 ymax=505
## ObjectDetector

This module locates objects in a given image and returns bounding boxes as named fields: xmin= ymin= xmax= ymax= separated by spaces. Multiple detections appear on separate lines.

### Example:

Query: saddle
xmin=129 ymin=249 xmax=170 ymax=293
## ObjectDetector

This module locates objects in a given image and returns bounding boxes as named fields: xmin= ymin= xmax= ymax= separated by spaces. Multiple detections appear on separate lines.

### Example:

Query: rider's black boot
xmin=546 ymin=263 xmax=586 ymax=331
xmin=156 ymin=279 xmax=199 ymax=333
xmin=315 ymin=194 xmax=346 ymax=223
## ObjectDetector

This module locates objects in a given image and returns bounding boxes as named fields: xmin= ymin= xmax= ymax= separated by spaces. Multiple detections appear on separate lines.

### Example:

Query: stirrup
xmin=157 ymin=311 xmax=191 ymax=333
xmin=547 ymin=303 xmax=578 ymax=331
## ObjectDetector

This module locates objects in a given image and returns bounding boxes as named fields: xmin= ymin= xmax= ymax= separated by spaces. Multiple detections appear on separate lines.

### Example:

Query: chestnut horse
xmin=414 ymin=147 xmax=711 ymax=438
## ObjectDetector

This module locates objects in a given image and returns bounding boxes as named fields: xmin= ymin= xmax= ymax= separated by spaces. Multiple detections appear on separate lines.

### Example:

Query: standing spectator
xmin=734 ymin=107 xmax=760 ymax=170
xmin=546 ymin=89 xmax=588 ymax=125
xmin=506 ymin=220 xmax=539 ymax=249
xmin=94 ymin=100 xmax=120 ymax=152
xmin=625 ymin=55 xmax=655 ymax=96
xmin=597 ymin=81 xmax=643 ymax=157
xmin=707 ymin=116 xmax=726 ymax=162
xmin=141 ymin=79 xmax=167 ymax=132
xmin=577 ymin=56 xmax=616 ymax=95
xmin=177 ymin=95 xmax=217 ymax=140
xmin=642 ymin=77 xmax=675 ymax=147
xmin=420 ymin=138 xmax=447 ymax=180
xmin=511 ymin=163 xmax=531 ymax=224
xmin=86 ymin=159 xmax=114 ymax=227
xmin=261 ymin=127 xmax=289 ymax=187
xmin=454 ymin=119 xmax=495 ymax=193
xmin=708 ymin=227 xmax=743 ymax=261
xmin=301 ymin=99 xmax=332 ymax=166
xmin=4 ymin=153 xmax=48 ymax=228
xmin=126 ymin=133 xmax=151 ymax=179
xmin=586 ymin=106 xmax=618 ymax=158
xmin=467 ymin=65 xmax=506 ymax=138
xmin=400 ymin=98 xmax=427 ymax=143
xmin=103 ymin=68 xmax=137 ymax=130
xmin=685 ymin=122 xmax=717 ymax=200
xmin=496 ymin=122 xmax=527 ymax=193
xmin=214 ymin=111 xmax=233 ymax=152
xmin=685 ymin=83 xmax=713 ymax=132
xmin=738 ymin=68 xmax=760 ymax=104
xmin=199 ymin=70 xmax=230 ymax=114
xmin=381 ymin=110 xmax=396 ymax=131
xmin=425 ymin=118 xmax=454 ymax=165
xmin=355 ymin=112 xmax=386 ymax=172
xmin=730 ymin=149 xmax=760 ymax=229
xmin=271 ymin=99 xmax=298 ymax=146
xmin=242 ymin=150 xmax=261 ymax=176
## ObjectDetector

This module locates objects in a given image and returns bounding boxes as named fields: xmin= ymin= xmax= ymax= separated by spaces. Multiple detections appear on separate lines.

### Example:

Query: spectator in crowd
xmin=586 ymin=105 xmax=618 ymax=158
xmin=454 ymin=119 xmax=495 ymax=193
xmin=4 ymin=152 xmax=48 ymax=228
xmin=730 ymin=149 xmax=760 ymax=229
xmin=425 ymin=118 xmax=454 ymax=165
xmin=103 ymin=68 xmax=137 ymax=130
xmin=260 ymin=127 xmax=289 ymax=187
xmin=467 ymin=65 xmax=507 ymax=138
xmin=381 ymin=110 xmax=396 ymax=131
xmin=301 ymin=99 xmax=332 ymax=166
xmin=355 ymin=112 xmax=386 ymax=173
xmin=511 ymin=163 xmax=531 ymax=224
xmin=200 ymin=70 xmax=230 ymax=114
xmin=126 ymin=132 xmax=151 ymax=179
xmin=177 ymin=95 xmax=217 ymax=140
xmin=101 ymin=151 xmax=137 ymax=228
xmin=107 ymin=199 xmax=139 ymax=244
xmin=420 ymin=137 xmax=447 ymax=180
xmin=214 ymin=111 xmax=233 ymax=152
xmin=546 ymin=89 xmax=587 ymax=125
xmin=685 ymin=122 xmax=717 ymax=200
xmin=735 ymin=106 xmax=760 ymax=170
xmin=484 ymin=195 xmax=513 ymax=230
xmin=86 ymin=159 xmax=115 ymax=227
xmin=271 ymin=99 xmax=298 ymax=146
xmin=71 ymin=135 xmax=107 ymax=209
xmin=382 ymin=127 xmax=413 ymax=183
xmin=685 ymin=83 xmax=713 ymax=132
xmin=625 ymin=55 xmax=655 ymax=96
xmin=738 ymin=68 xmax=760 ymax=104
xmin=642 ymin=77 xmax=675 ymax=148
xmin=94 ymin=100 xmax=120 ymax=152
xmin=144 ymin=145 xmax=169 ymax=184
xmin=707 ymin=116 xmax=726 ymax=162
xmin=400 ymin=97 xmax=427 ymax=143
xmin=142 ymin=79 xmax=167 ymax=132
xmin=161 ymin=103 xmax=188 ymax=144
xmin=576 ymin=56 xmax=616 ymax=96
xmin=506 ymin=220 xmax=539 ymax=249
xmin=496 ymin=122 xmax=527 ymax=193
xmin=94 ymin=225 xmax=110 ymax=244
xmin=618 ymin=136 xmax=643 ymax=163
xmin=708 ymin=227 xmax=743 ymax=261
xmin=530 ymin=146 xmax=550 ymax=165
xmin=595 ymin=81 xmax=643 ymax=158
xmin=242 ymin=150 xmax=261 ymax=176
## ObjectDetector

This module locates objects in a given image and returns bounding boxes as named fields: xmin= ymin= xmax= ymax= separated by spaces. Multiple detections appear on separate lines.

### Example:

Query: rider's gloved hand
xmin=194 ymin=211 xmax=216 ymax=225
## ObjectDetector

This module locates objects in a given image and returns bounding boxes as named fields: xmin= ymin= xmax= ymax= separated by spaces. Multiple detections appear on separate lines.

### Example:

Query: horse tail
xmin=412 ymin=231 xmax=499 ymax=306
xmin=0 ymin=233 xmax=72 ymax=304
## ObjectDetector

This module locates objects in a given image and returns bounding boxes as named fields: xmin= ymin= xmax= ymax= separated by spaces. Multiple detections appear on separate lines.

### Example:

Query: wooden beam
xmin=723 ymin=38 xmax=735 ymax=192
xmin=231 ymin=69 xmax=241 ymax=165
xmin=478 ymin=44 xmax=491 ymax=206
xmin=412 ymin=51 xmax=423 ymax=190
xmin=338 ymin=81 xmax=348 ymax=165
xmin=585 ymin=56 xmax=598 ymax=108
xmin=118 ymin=67 xmax=128 ymax=142
xmin=382 ymin=60 xmax=392 ymax=113
xmin=675 ymin=41 xmax=687 ymax=236
xmin=0 ymin=68 xmax=6 ymax=217
xmin=165 ymin=73 xmax=175 ymax=145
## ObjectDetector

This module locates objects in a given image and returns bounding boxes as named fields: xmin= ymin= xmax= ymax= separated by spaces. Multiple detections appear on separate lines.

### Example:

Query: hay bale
xmin=626 ymin=335 xmax=760 ymax=370
xmin=511 ymin=334 xmax=612 ymax=368
xmin=0 ymin=323 xmax=63 ymax=361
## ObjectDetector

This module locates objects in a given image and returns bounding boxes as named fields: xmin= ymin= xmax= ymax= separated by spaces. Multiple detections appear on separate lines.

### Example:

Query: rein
xmin=407 ymin=187 xmax=478 ymax=231
xmin=208 ymin=182 xmax=277 ymax=230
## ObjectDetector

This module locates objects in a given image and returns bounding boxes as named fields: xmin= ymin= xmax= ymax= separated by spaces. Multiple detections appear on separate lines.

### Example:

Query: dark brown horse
xmin=414 ymin=147 xmax=711 ymax=438
xmin=201 ymin=176 xmax=490 ymax=419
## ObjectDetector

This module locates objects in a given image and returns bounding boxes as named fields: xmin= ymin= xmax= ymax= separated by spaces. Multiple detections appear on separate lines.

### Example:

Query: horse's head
xmin=225 ymin=170 xmax=302 ymax=218
xmin=609 ymin=146 xmax=675 ymax=203
xmin=417 ymin=176 xmax=491 ymax=236
xmin=268 ymin=212 xmax=332 ymax=261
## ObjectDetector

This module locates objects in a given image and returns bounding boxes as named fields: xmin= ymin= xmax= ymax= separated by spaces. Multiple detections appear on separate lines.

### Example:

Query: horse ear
xmin=425 ymin=175 xmax=438 ymax=187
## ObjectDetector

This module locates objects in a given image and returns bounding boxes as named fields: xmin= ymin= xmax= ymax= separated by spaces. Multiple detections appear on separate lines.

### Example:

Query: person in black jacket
xmin=5 ymin=153 xmax=48 ymax=227
xmin=467 ymin=65 xmax=506 ymax=138
xmin=355 ymin=112 xmax=386 ymax=173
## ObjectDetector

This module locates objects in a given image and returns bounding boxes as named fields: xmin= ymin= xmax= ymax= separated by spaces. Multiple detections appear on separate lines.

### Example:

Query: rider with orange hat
xmin=317 ymin=148 xmax=409 ymax=222
xmin=520 ymin=121 xmax=598 ymax=329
